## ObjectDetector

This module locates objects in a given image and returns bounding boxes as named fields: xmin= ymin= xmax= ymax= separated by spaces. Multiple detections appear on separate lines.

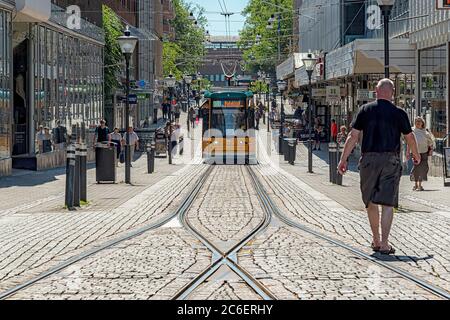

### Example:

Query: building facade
xmin=410 ymin=0 xmax=450 ymax=144
xmin=0 ymin=0 xmax=14 ymax=176
xmin=3 ymin=0 xmax=105 ymax=174
xmin=199 ymin=36 xmax=245 ymax=87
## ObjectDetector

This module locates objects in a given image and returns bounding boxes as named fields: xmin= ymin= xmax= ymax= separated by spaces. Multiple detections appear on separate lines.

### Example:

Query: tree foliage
xmin=238 ymin=0 xmax=293 ymax=75
xmin=163 ymin=0 xmax=207 ymax=79
xmin=102 ymin=5 xmax=124 ymax=99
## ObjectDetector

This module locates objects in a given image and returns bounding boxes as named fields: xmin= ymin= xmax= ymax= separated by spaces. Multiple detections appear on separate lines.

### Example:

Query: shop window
xmin=419 ymin=45 xmax=447 ymax=140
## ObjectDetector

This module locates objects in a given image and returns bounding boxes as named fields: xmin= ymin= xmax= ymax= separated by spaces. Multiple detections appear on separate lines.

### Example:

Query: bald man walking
xmin=338 ymin=79 xmax=421 ymax=255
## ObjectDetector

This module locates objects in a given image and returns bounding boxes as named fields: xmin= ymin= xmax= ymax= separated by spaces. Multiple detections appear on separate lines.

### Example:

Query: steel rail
xmin=0 ymin=165 xmax=214 ymax=301
xmin=247 ymin=166 xmax=450 ymax=300
xmin=173 ymin=166 xmax=276 ymax=301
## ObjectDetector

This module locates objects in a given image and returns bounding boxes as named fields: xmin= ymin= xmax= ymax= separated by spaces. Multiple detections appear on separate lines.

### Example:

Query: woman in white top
xmin=406 ymin=117 xmax=435 ymax=191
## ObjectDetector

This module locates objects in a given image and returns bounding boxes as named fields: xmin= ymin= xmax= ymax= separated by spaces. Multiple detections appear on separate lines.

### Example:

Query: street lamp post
xmin=277 ymin=80 xmax=287 ymax=154
xmin=117 ymin=26 xmax=138 ymax=184
xmin=302 ymin=52 xmax=318 ymax=174
xmin=184 ymin=75 xmax=193 ymax=109
xmin=378 ymin=0 xmax=395 ymax=78
xmin=166 ymin=74 xmax=177 ymax=165
xmin=265 ymin=77 xmax=271 ymax=132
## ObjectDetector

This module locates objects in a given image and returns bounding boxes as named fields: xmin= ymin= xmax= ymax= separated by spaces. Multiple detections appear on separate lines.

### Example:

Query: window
xmin=419 ymin=45 xmax=447 ymax=140
xmin=0 ymin=10 xmax=12 ymax=159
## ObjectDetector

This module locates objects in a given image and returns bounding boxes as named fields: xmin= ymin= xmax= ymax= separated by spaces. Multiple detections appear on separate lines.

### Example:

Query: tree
xmin=163 ymin=0 xmax=207 ymax=79
xmin=238 ymin=0 xmax=293 ymax=75
xmin=102 ymin=5 xmax=124 ymax=99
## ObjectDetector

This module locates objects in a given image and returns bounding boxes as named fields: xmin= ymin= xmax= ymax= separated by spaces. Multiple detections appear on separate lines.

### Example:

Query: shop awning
xmin=325 ymin=39 xmax=416 ymax=80
xmin=276 ymin=53 xmax=304 ymax=80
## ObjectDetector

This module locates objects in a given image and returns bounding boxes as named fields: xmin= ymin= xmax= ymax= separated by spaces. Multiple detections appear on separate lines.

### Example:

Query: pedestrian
xmin=174 ymin=101 xmax=181 ymax=124
xmin=109 ymin=128 xmax=122 ymax=160
xmin=142 ymin=117 xmax=150 ymax=128
xmin=122 ymin=126 xmax=139 ymax=166
xmin=162 ymin=100 xmax=169 ymax=120
xmin=94 ymin=120 xmax=110 ymax=147
xmin=407 ymin=117 xmax=435 ymax=191
xmin=189 ymin=106 xmax=196 ymax=128
xmin=338 ymin=78 xmax=421 ymax=255
xmin=36 ymin=125 xmax=52 ymax=154
xmin=258 ymin=101 xmax=265 ymax=125
xmin=255 ymin=104 xmax=261 ymax=130
xmin=313 ymin=118 xmax=323 ymax=151
xmin=331 ymin=119 xmax=338 ymax=142
xmin=294 ymin=106 xmax=303 ymax=121
xmin=337 ymin=125 xmax=348 ymax=146
xmin=52 ymin=120 xmax=68 ymax=150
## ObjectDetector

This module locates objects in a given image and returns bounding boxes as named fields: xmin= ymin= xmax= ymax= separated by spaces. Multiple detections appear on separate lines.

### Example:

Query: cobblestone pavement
xmin=186 ymin=166 xmax=265 ymax=252
xmin=186 ymin=266 xmax=263 ymax=300
xmin=0 ymin=117 xmax=207 ymax=293
xmin=238 ymin=223 xmax=441 ymax=300
xmin=255 ymin=132 xmax=450 ymax=293
xmin=8 ymin=226 xmax=211 ymax=300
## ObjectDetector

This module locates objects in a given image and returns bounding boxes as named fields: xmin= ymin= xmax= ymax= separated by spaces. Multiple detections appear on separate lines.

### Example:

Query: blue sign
xmin=128 ymin=94 xmax=138 ymax=104
xmin=137 ymin=80 xmax=147 ymax=88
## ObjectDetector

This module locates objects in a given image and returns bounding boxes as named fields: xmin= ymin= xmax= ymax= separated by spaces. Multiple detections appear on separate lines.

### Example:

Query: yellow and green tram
xmin=201 ymin=90 xmax=257 ymax=165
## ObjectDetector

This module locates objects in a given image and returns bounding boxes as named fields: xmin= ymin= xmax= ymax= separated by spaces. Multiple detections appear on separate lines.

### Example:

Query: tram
xmin=201 ymin=89 xmax=257 ymax=164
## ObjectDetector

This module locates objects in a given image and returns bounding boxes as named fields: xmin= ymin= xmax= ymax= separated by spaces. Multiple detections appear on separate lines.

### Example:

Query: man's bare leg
xmin=367 ymin=202 xmax=381 ymax=247
xmin=380 ymin=205 xmax=394 ymax=251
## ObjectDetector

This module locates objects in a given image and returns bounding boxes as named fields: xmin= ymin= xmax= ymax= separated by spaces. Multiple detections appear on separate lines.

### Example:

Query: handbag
xmin=119 ymin=151 xmax=125 ymax=164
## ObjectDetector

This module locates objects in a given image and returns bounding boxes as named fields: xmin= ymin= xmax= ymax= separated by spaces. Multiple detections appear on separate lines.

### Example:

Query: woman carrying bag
xmin=407 ymin=117 xmax=435 ymax=191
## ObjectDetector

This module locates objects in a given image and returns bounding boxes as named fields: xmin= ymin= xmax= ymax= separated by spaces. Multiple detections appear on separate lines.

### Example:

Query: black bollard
xmin=329 ymin=143 xmax=338 ymax=184
xmin=65 ymin=144 xmax=76 ymax=210
xmin=74 ymin=143 xmax=81 ymax=207
xmin=336 ymin=144 xmax=344 ymax=186
xmin=147 ymin=143 xmax=155 ymax=174
xmin=79 ymin=142 xmax=87 ymax=202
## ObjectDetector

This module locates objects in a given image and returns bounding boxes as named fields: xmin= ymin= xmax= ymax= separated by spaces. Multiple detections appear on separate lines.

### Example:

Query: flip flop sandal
xmin=379 ymin=246 xmax=396 ymax=255
xmin=371 ymin=243 xmax=381 ymax=252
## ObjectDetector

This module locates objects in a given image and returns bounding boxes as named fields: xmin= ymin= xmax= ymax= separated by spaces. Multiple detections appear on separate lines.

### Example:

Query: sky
xmin=189 ymin=0 xmax=247 ymax=36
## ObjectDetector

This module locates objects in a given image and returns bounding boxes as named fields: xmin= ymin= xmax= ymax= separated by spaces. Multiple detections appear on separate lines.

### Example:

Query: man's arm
xmin=338 ymin=129 xmax=361 ymax=175
xmin=404 ymin=132 xmax=421 ymax=165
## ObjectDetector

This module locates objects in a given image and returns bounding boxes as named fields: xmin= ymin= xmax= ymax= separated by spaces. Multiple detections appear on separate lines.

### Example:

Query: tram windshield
xmin=211 ymin=108 xmax=246 ymax=136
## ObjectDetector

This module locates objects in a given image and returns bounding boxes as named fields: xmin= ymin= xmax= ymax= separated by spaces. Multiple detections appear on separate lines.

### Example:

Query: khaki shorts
xmin=359 ymin=153 xmax=402 ymax=208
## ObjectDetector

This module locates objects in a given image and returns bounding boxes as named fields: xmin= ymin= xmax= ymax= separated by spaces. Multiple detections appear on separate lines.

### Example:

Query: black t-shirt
xmin=95 ymin=126 xmax=110 ymax=143
xmin=351 ymin=99 xmax=412 ymax=153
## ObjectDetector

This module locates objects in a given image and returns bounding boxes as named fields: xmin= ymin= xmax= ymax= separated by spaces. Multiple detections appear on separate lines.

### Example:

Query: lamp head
xmin=277 ymin=80 xmax=287 ymax=92
xmin=118 ymin=25 xmax=138 ymax=55
xmin=166 ymin=74 xmax=176 ymax=88
xmin=377 ymin=0 xmax=395 ymax=11
xmin=302 ymin=52 xmax=318 ymax=72
xmin=184 ymin=75 xmax=193 ymax=85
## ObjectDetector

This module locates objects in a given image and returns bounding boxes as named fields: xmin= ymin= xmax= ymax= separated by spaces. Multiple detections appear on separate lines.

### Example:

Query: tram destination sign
xmin=212 ymin=100 xmax=245 ymax=108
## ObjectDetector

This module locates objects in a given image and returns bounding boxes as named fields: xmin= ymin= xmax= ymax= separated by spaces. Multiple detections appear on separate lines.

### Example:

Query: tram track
xmin=246 ymin=165 xmax=450 ymax=300
xmin=0 ymin=165 xmax=214 ymax=301
xmin=172 ymin=166 xmax=276 ymax=300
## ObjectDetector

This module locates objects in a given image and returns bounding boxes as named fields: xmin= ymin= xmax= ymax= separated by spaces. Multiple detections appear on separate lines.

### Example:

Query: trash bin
xmin=283 ymin=138 xmax=289 ymax=161
xmin=288 ymin=139 xmax=297 ymax=165
xmin=95 ymin=143 xmax=117 ymax=183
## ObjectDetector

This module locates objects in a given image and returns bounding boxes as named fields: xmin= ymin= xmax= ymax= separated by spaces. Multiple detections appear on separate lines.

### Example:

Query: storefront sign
xmin=421 ymin=90 xmax=445 ymax=100
xmin=357 ymin=89 xmax=376 ymax=102
xmin=312 ymin=88 xmax=326 ymax=98
xmin=326 ymin=86 xmax=341 ymax=103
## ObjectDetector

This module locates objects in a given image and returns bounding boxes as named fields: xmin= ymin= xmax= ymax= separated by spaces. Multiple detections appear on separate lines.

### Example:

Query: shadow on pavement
xmin=372 ymin=253 xmax=434 ymax=263
xmin=0 ymin=163 xmax=95 ymax=189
